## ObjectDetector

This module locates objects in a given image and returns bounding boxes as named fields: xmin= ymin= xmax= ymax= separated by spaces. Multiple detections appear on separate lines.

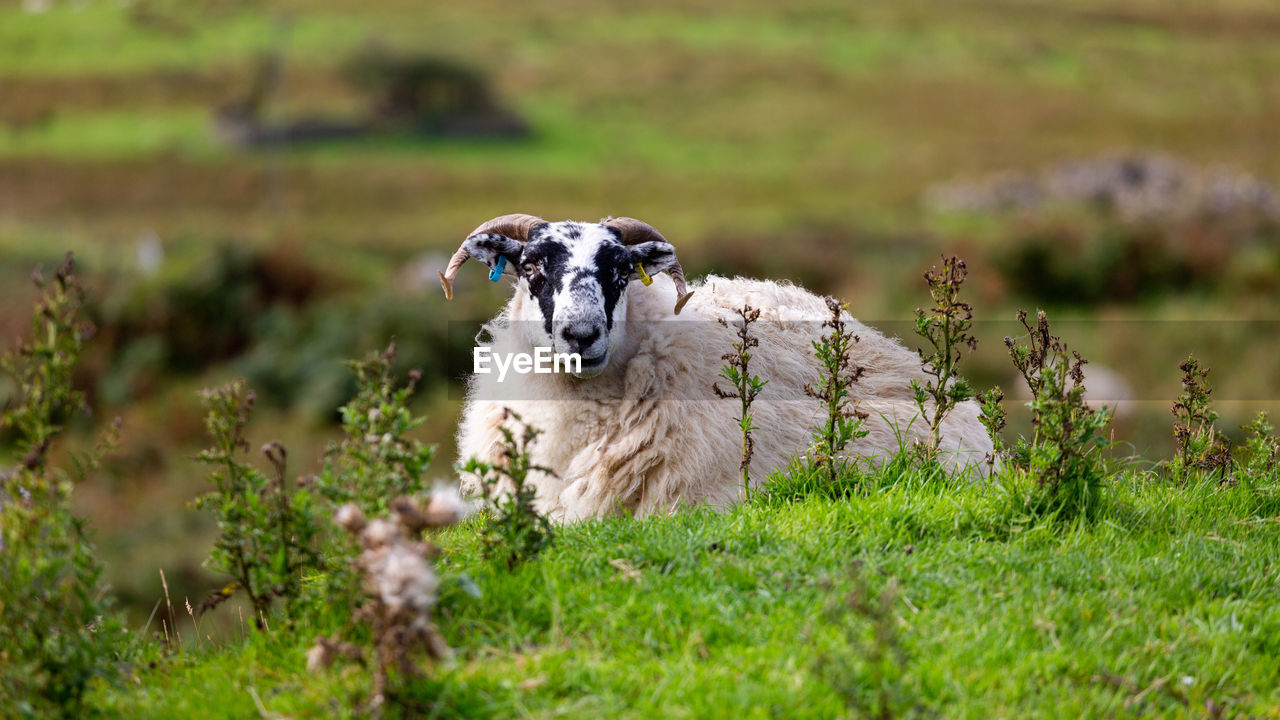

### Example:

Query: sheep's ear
xmin=462 ymin=233 xmax=524 ymax=276
xmin=628 ymin=241 xmax=678 ymax=278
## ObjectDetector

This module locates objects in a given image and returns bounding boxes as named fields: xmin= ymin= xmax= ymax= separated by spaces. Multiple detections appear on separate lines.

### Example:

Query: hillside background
xmin=1 ymin=0 xmax=1278 ymax=625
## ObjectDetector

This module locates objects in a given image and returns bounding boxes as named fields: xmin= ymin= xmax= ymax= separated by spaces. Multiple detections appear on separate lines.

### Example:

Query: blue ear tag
xmin=635 ymin=262 xmax=653 ymax=286
xmin=489 ymin=256 xmax=507 ymax=282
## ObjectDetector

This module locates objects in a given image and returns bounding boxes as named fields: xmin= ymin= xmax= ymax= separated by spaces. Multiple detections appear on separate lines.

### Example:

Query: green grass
xmin=0 ymin=5 xmax=379 ymax=76
xmin=0 ymin=108 xmax=217 ymax=159
xmin=92 ymin=470 xmax=1280 ymax=718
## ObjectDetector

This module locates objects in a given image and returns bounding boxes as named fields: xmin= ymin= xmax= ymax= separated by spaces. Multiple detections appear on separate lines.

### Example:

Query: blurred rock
xmin=925 ymin=151 xmax=1279 ymax=223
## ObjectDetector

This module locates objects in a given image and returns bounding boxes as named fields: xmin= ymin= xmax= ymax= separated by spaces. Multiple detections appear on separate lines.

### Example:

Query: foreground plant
xmin=713 ymin=304 xmax=769 ymax=495
xmin=460 ymin=408 xmax=554 ymax=570
xmin=310 ymin=491 xmax=468 ymax=715
xmin=300 ymin=342 xmax=441 ymax=614
xmin=804 ymin=296 xmax=868 ymax=485
xmin=1003 ymin=309 xmax=1112 ymax=519
xmin=977 ymin=386 xmax=1007 ymax=474
xmin=315 ymin=342 xmax=436 ymax=514
xmin=194 ymin=381 xmax=323 ymax=624
xmin=1169 ymin=355 xmax=1232 ymax=484
xmin=1237 ymin=412 xmax=1280 ymax=495
xmin=0 ymin=254 xmax=122 ymax=718
xmin=910 ymin=255 xmax=977 ymax=459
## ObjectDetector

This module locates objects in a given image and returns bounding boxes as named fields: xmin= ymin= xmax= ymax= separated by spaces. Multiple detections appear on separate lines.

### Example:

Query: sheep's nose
xmin=560 ymin=324 xmax=601 ymax=353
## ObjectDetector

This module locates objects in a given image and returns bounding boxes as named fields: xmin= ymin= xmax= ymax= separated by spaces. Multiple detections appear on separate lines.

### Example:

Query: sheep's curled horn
xmin=601 ymin=216 xmax=695 ymax=315
xmin=437 ymin=213 xmax=547 ymax=300
xmin=437 ymin=214 xmax=695 ymax=315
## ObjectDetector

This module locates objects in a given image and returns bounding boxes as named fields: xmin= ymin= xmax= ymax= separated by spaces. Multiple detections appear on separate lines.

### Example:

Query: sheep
xmin=440 ymin=214 xmax=993 ymax=521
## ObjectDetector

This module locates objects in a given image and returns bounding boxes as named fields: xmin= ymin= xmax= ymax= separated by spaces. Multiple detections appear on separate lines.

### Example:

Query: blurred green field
xmin=2 ymin=0 xmax=1280 ymax=629
xmin=5 ymin=0 xmax=1280 ymax=243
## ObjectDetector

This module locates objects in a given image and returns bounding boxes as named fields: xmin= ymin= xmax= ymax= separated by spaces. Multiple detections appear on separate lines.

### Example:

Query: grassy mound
xmin=94 ymin=471 xmax=1280 ymax=718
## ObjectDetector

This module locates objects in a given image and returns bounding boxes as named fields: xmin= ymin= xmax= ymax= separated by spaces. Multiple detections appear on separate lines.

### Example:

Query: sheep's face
xmin=463 ymin=221 xmax=679 ymax=378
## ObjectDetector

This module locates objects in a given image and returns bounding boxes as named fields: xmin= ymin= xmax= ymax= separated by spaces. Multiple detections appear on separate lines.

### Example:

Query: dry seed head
xmin=372 ymin=544 xmax=439 ymax=616
xmin=390 ymin=496 xmax=430 ymax=535
xmin=361 ymin=519 xmax=399 ymax=549
xmin=336 ymin=504 xmax=367 ymax=534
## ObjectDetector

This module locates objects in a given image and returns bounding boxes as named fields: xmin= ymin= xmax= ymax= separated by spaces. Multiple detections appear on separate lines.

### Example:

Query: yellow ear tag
xmin=635 ymin=262 xmax=653 ymax=286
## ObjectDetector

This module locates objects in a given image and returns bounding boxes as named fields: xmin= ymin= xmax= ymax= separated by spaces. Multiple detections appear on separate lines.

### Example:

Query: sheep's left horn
xmin=602 ymin=216 xmax=695 ymax=315
xmin=438 ymin=213 xmax=547 ymax=300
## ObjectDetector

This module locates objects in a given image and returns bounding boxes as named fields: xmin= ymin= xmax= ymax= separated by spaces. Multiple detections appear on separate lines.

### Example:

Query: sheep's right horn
xmin=438 ymin=213 xmax=547 ymax=300
xmin=665 ymin=262 xmax=695 ymax=315
xmin=602 ymin=216 xmax=695 ymax=315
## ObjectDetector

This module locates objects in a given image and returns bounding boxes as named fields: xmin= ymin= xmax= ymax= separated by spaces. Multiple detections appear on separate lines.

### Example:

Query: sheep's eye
xmin=523 ymin=263 xmax=539 ymax=276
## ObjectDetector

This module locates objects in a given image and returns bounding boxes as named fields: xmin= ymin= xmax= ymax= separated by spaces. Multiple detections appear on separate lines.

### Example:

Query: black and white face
xmin=461 ymin=221 xmax=679 ymax=378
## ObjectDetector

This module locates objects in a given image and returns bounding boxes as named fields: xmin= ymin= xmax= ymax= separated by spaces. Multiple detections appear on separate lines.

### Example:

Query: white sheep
xmin=440 ymin=215 xmax=992 ymax=521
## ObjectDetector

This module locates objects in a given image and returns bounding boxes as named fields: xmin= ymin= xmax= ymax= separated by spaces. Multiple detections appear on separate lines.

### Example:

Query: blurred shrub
xmin=1238 ymin=412 xmax=1280 ymax=493
xmin=88 ymin=242 xmax=484 ymax=419
xmin=928 ymin=152 xmax=1279 ymax=223
xmin=993 ymin=221 xmax=1249 ymax=304
xmin=234 ymin=291 xmax=476 ymax=419
xmin=313 ymin=343 xmax=436 ymax=515
xmin=309 ymin=343 xmax=440 ymax=622
xmin=314 ymin=495 xmax=460 ymax=714
xmin=342 ymin=46 xmax=528 ymax=137
xmin=0 ymin=256 xmax=122 ymax=718
xmin=934 ymin=151 xmax=1280 ymax=305
xmin=94 ymin=243 xmax=325 ymax=392
xmin=192 ymin=381 xmax=322 ymax=625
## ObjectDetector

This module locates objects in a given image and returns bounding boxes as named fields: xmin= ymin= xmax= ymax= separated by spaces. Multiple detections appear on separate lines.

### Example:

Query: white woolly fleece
xmin=457 ymin=274 xmax=993 ymax=522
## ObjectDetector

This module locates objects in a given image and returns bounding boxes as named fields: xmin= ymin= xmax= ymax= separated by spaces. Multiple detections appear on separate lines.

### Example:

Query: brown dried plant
xmin=1003 ymin=309 xmax=1112 ymax=519
xmin=714 ymin=304 xmax=769 ymax=496
xmin=311 ymin=489 xmax=468 ymax=715
xmin=1169 ymin=355 xmax=1232 ymax=483
xmin=911 ymin=256 xmax=978 ymax=459
xmin=804 ymin=296 xmax=868 ymax=485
